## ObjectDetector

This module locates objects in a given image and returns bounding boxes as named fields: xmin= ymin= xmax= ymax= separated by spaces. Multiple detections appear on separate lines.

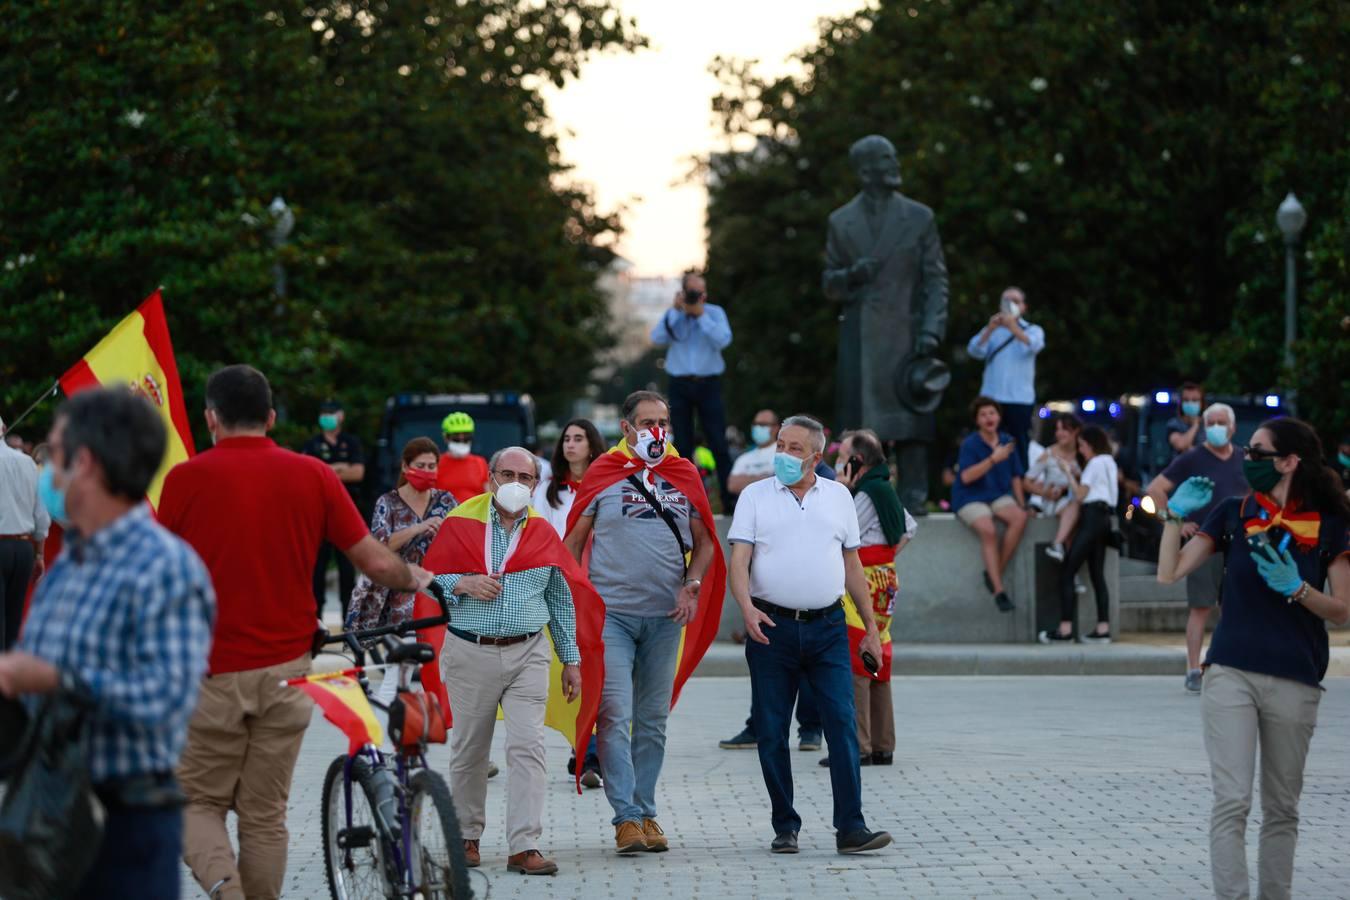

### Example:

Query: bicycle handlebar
xmin=320 ymin=578 xmax=451 ymax=650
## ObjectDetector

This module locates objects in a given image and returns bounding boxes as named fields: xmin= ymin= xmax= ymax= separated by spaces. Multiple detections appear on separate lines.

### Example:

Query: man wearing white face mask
xmin=1147 ymin=402 xmax=1245 ymax=693
xmin=431 ymin=447 xmax=582 ymax=875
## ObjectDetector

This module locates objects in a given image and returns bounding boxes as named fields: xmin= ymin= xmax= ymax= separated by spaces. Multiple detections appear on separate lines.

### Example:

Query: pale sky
xmin=542 ymin=0 xmax=869 ymax=277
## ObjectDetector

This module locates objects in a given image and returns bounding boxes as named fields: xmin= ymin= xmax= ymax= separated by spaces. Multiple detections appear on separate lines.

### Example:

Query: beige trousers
xmin=852 ymin=675 xmax=895 ymax=755
xmin=178 ymin=653 xmax=313 ymax=900
xmin=442 ymin=631 xmax=551 ymax=855
xmin=1202 ymin=664 xmax=1322 ymax=900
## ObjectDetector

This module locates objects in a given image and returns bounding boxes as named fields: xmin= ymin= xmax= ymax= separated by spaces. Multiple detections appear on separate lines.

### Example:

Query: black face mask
xmin=1243 ymin=458 xmax=1283 ymax=494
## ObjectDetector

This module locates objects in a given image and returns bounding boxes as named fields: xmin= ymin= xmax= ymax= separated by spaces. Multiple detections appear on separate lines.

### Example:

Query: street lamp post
xmin=269 ymin=195 xmax=296 ymax=298
xmin=1275 ymin=192 xmax=1306 ymax=374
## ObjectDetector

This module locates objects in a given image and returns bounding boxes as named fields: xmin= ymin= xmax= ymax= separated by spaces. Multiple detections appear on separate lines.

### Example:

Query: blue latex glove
xmin=1167 ymin=476 xmax=1214 ymax=518
xmin=1253 ymin=544 xmax=1304 ymax=596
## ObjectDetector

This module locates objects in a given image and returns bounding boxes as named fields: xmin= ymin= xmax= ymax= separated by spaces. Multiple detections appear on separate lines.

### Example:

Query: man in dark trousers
xmin=0 ymin=413 xmax=49 ymax=649
xmin=302 ymin=398 xmax=365 ymax=619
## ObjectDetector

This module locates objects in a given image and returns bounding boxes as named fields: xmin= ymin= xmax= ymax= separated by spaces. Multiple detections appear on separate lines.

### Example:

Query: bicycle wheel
xmin=408 ymin=769 xmax=473 ymax=899
xmin=321 ymin=755 xmax=393 ymax=900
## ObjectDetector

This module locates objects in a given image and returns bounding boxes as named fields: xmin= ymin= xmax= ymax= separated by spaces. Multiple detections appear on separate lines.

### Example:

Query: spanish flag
xmin=422 ymin=494 xmax=606 ymax=792
xmin=286 ymin=670 xmax=385 ymax=754
xmin=843 ymin=545 xmax=897 ymax=681
xmin=58 ymin=290 xmax=195 ymax=509
xmin=565 ymin=438 xmax=726 ymax=707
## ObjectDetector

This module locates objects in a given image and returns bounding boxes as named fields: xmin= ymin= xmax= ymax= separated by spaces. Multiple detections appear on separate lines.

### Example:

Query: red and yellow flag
xmin=843 ymin=544 xmax=897 ymax=681
xmin=58 ymin=290 xmax=195 ymax=509
xmin=422 ymin=493 xmax=606 ymax=792
xmin=286 ymin=671 xmax=385 ymax=754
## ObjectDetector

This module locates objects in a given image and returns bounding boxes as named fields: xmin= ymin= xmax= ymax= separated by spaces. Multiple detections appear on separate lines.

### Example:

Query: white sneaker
xmin=1074 ymin=576 xmax=1087 ymax=595
xmin=1045 ymin=542 xmax=1066 ymax=562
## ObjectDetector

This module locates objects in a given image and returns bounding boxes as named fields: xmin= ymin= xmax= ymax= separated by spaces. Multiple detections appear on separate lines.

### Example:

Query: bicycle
xmin=298 ymin=580 xmax=474 ymax=900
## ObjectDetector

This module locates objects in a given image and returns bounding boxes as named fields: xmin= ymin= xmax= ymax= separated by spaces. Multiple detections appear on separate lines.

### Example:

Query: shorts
xmin=957 ymin=495 xmax=1017 ymax=525
xmin=1186 ymin=553 xmax=1224 ymax=608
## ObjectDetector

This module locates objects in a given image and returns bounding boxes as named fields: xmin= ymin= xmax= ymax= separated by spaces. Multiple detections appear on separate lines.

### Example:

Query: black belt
xmin=448 ymin=626 xmax=540 ymax=647
xmin=93 ymin=772 xmax=183 ymax=811
xmin=751 ymin=597 xmax=842 ymax=622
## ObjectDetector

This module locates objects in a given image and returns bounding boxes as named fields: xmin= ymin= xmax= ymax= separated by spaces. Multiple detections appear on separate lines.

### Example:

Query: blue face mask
xmin=774 ymin=452 xmax=805 ymax=486
xmin=1205 ymin=425 xmax=1230 ymax=448
xmin=1181 ymin=401 xmax=1201 ymax=417
xmin=38 ymin=465 xmax=68 ymax=523
xmin=750 ymin=425 xmax=773 ymax=447
xmin=1339 ymin=451 xmax=1350 ymax=470
xmin=319 ymin=413 xmax=340 ymax=431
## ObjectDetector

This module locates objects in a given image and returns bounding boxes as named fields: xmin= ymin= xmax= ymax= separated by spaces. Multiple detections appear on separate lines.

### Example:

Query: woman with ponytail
xmin=1156 ymin=417 xmax=1350 ymax=900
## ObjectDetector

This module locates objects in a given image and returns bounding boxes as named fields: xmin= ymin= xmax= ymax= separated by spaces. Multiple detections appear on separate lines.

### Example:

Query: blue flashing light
xmin=1154 ymin=390 xmax=1170 ymax=404
xmin=1131 ymin=496 xmax=1142 ymax=507
xmin=1038 ymin=406 xmax=1051 ymax=419
xmin=1080 ymin=398 xmax=1097 ymax=413
xmin=1109 ymin=402 xmax=1122 ymax=419
xmin=1264 ymin=394 xmax=1281 ymax=409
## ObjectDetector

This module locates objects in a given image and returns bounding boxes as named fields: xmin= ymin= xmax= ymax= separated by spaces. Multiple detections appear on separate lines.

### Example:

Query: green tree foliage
xmin=706 ymin=0 xmax=1349 ymax=455
xmin=0 ymin=1 xmax=641 ymax=448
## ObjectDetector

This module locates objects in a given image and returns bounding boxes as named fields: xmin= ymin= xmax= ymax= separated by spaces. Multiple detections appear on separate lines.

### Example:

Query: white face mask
xmin=630 ymin=426 xmax=667 ymax=467
xmin=447 ymin=440 xmax=472 ymax=459
xmin=493 ymin=480 xmax=531 ymax=514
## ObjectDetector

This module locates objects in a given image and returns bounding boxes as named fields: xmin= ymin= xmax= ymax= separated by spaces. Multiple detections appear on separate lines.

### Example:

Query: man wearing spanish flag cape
xmin=563 ymin=390 xmax=726 ymax=855
xmin=422 ymin=446 xmax=597 ymax=877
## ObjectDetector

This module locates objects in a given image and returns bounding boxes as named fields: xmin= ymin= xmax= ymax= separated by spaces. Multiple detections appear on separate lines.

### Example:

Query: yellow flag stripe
xmin=310 ymin=676 xmax=385 ymax=746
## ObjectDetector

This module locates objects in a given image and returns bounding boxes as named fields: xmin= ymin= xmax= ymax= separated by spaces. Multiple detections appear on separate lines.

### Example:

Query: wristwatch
xmin=683 ymin=577 xmax=701 ymax=589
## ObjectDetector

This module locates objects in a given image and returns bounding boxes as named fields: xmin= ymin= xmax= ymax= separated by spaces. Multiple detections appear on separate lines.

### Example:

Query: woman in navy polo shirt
xmin=1157 ymin=417 xmax=1350 ymax=900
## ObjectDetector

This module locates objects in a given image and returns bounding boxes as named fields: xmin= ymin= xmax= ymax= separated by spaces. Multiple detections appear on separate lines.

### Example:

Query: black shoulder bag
xmin=626 ymin=474 xmax=690 ymax=578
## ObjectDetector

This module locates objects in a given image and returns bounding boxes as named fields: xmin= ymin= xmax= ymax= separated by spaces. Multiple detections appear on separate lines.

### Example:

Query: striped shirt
xmin=19 ymin=504 xmax=215 ymax=782
xmin=433 ymin=506 xmax=580 ymax=664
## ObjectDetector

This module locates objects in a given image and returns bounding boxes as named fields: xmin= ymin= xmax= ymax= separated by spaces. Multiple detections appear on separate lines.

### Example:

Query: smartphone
xmin=860 ymin=649 xmax=880 ymax=676
xmin=1246 ymin=532 xmax=1271 ymax=559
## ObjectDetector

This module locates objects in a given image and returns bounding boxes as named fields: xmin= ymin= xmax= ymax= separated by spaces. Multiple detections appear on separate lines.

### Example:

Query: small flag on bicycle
xmin=287 ymin=672 xmax=384 ymax=753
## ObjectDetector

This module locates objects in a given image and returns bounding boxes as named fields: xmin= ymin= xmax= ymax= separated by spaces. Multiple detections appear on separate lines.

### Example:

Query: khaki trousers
xmin=852 ymin=675 xmax=894 ymax=755
xmin=178 ymin=654 xmax=313 ymax=900
xmin=442 ymin=631 xmax=551 ymax=855
xmin=1203 ymin=664 xmax=1322 ymax=900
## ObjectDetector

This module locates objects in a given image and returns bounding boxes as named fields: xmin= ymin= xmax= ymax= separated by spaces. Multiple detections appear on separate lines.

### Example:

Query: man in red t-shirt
xmin=158 ymin=365 xmax=433 ymax=900
xmin=435 ymin=409 xmax=490 ymax=503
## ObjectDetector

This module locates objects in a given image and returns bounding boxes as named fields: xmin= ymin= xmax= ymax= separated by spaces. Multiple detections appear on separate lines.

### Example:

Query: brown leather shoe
xmin=642 ymin=818 xmax=669 ymax=852
xmin=614 ymin=820 xmax=647 ymax=854
xmin=462 ymin=839 xmax=480 ymax=868
xmin=507 ymin=849 xmax=558 ymax=875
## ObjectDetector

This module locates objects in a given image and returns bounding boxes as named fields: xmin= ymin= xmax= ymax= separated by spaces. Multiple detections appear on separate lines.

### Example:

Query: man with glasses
xmin=431 ymin=447 xmax=582 ymax=876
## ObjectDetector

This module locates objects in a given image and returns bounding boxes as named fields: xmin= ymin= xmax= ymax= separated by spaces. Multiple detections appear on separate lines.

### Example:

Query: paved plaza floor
xmin=181 ymin=675 xmax=1350 ymax=899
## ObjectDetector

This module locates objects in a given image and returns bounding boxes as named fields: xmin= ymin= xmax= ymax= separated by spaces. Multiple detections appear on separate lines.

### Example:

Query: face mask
xmin=446 ymin=440 xmax=472 ymax=459
xmin=631 ymin=426 xmax=667 ymax=467
xmin=319 ymin=413 xmax=339 ymax=431
xmin=38 ymin=464 xmax=68 ymax=523
xmin=404 ymin=468 xmax=436 ymax=491
xmin=1243 ymin=458 xmax=1283 ymax=494
xmin=774 ymin=452 xmax=805 ymax=486
xmin=1338 ymin=452 xmax=1350 ymax=470
xmin=750 ymin=425 xmax=773 ymax=447
xmin=1205 ymin=425 xmax=1230 ymax=448
xmin=1181 ymin=401 xmax=1201 ymax=417
xmin=493 ymin=480 xmax=531 ymax=514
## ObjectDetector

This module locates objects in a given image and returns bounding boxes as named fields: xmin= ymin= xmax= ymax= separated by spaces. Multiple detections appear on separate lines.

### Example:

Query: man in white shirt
xmin=0 ymin=415 xmax=49 ymax=649
xmin=727 ymin=409 xmax=780 ymax=495
xmin=728 ymin=415 xmax=890 ymax=856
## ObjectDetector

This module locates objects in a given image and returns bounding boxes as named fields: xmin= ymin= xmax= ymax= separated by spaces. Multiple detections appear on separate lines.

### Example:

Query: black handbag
xmin=0 ymin=689 xmax=106 ymax=900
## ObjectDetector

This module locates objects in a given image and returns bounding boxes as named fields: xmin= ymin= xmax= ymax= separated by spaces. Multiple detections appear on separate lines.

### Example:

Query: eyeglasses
xmin=493 ymin=469 xmax=538 ymax=487
xmin=1242 ymin=445 xmax=1282 ymax=461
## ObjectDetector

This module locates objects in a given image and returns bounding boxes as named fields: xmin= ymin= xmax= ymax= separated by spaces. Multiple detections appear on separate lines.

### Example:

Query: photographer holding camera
xmin=966 ymin=287 xmax=1045 ymax=471
xmin=650 ymin=270 xmax=734 ymax=510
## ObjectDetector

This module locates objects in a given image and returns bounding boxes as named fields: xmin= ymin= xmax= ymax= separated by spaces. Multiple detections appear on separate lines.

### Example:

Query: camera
xmin=999 ymin=295 xmax=1020 ymax=318
xmin=684 ymin=289 xmax=704 ymax=304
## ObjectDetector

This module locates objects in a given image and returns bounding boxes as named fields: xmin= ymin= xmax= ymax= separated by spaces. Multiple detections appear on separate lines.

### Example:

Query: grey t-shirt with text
xmin=583 ymin=473 xmax=698 ymax=616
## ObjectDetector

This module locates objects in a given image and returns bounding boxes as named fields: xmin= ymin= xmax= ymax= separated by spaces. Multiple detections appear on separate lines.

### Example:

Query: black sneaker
xmin=771 ymin=831 xmax=799 ymax=854
xmin=837 ymin=829 xmax=892 ymax=854
xmin=1081 ymin=629 xmax=1112 ymax=644
xmin=580 ymin=766 xmax=602 ymax=789
xmin=797 ymin=730 xmax=822 ymax=751
xmin=994 ymin=591 xmax=1014 ymax=612
xmin=871 ymin=751 xmax=893 ymax=766
xmin=1037 ymin=629 xmax=1074 ymax=644
xmin=817 ymin=755 xmax=871 ymax=767
xmin=719 ymin=727 xmax=757 ymax=750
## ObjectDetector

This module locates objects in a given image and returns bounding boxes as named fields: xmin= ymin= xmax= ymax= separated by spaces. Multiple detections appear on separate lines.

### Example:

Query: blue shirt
xmin=19 ymin=504 xmax=216 ymax=782
xmin=650 ymin=303 xmax=732 ymax=376
xmin=1200 ymin=496 xmax=1349 ymax=687
xmin=966 ymin=319 xmax=1045 ymax=405
xmin=952 ymin=431 xmax=1025 ymax=511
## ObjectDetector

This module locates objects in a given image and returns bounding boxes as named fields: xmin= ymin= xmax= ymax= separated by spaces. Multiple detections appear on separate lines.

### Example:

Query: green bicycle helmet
xmin=441 ymin=411 xmax=475 ymax=434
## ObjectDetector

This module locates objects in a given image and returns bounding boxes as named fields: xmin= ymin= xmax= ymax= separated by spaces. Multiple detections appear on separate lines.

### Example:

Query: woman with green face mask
xmin=1155 ymin=417 xmax=1350 ymax=900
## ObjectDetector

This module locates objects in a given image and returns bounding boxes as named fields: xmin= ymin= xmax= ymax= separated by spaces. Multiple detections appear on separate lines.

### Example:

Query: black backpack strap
xmin=626 ymin=474 xmax=690 ymax=577
xmin=983 ymin=333 xmax=1018 ymax=364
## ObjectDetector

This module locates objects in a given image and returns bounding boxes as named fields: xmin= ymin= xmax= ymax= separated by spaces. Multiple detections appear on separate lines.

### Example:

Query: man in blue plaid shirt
xmin=0 ymin=388 xmax=215 ymax=900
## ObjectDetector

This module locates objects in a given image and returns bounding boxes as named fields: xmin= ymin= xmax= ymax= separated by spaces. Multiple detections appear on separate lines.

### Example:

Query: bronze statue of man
xmin=823 ymin=134 xmax=949 ymax=510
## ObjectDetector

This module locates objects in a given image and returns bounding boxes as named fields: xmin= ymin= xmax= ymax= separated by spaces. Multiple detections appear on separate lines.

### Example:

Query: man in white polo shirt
xmin=727 ymin=414 xmax=891 ymax=856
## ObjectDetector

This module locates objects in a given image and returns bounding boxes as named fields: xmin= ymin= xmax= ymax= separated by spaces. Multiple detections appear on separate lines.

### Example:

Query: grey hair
xmin=840 ymin=428 xmax=885 ymax=467
xmin=621 ymin=390 xmax=668 ymax=424
xmin=782 ymin=415 xmax=827 ymax=453
xmin=489 ymin=446 xmax=540 ymax=479
xmin=1204 ymin=402 xmax=1236 ymax=428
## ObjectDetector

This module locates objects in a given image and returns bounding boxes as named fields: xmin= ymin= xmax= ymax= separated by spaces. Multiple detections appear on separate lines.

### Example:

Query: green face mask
xmin=319 ymin=413 xmax=339 ymax=431
xmin=1242 ymin=458 xmax=1282 ymax=494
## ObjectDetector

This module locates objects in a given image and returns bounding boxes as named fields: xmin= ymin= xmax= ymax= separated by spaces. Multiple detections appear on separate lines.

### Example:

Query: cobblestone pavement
xmin=180 ymin=676 xmax=1350 ymax=899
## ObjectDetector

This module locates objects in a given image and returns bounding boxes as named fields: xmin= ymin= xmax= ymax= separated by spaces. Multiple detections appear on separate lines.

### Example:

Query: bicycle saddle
xmin=385 ymin=641 xmax=435 ymax=664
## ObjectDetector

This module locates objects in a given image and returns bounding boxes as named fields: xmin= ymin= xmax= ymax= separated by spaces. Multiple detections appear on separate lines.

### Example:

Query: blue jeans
xmin=597 ymin=611 xmax=682 ymax=825
xmin=743 ymin=681 xmax=821 ymax=737
xmin=74 ymin=806 xmax=182 ymax=900
xmin=746 ymin=606 xmax=866 ymax=836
